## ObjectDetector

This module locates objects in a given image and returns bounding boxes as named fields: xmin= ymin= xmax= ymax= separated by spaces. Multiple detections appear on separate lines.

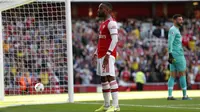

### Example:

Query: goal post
xmin=0 ymin=11 xmax=4 ymax=101
xmin=65 ymin=0 xmax=74 ymax=103
xmin=0 ymin=0 xmax=74 ymax=103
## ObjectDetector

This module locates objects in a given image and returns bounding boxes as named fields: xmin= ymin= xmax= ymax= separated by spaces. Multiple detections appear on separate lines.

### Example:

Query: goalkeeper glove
xmin=168 ymin=53 xmax=176 ymax=64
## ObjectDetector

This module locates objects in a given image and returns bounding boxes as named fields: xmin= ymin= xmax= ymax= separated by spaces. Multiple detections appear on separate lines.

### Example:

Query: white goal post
xmin=0 ymin=0 xmax=74 ymax=103
xmin=0 ymin=9 xmax=4 ymax=101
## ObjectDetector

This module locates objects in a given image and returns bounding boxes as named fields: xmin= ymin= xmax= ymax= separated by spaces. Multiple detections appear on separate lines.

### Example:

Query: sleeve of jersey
xmin=168 ymin=29 xmax=175 ymax=53
xmin=107 ymin=21 xmax=118 ymax=52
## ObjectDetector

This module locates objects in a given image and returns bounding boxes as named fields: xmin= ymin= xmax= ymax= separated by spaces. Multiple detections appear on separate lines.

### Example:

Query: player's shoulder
xmin=169 ymin=26 xmax=175 ymax=30
xmin=169 ymin=26 xmax=178 ymax=31
xmin=169 ymin=26 xmax=177 ymax=34
xmin=108 ymin=19 xmax=118 ymax=29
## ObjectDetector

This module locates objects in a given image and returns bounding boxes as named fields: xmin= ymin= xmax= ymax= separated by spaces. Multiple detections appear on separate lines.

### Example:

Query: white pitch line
xmin=76 ymin=102 xmax=200 ymax=110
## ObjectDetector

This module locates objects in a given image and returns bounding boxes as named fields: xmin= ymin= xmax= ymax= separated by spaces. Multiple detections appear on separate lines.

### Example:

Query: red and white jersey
xmin=97 ymin=17 xmax=118 ymax=58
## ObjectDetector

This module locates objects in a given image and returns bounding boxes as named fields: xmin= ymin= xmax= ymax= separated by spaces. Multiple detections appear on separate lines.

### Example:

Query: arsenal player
xmin=92 ymin=2 xmax=120 ymax=112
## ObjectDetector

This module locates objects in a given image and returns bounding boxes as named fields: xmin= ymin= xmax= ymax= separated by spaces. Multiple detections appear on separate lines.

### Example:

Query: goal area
xmin=0 ymin=0 xmax=74 ymax=103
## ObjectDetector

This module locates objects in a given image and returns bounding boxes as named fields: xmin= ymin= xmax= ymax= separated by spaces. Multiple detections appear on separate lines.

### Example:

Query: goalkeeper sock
xmin=179 ymin=76 xmax=187 ymax=97
xmin=102 ymin=82 xmax=110 ymax=107
xmin=168 ymin=76 xmax=175 ymax=97
xmin=110 ymin=80 xmax=119 ymax=107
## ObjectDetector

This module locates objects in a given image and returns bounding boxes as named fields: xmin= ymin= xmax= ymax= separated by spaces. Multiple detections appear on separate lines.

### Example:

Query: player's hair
xmin=173 ymin=14 xmax=182 ymax=20
xmin=102 ymin=2 xmax=113 ymax=10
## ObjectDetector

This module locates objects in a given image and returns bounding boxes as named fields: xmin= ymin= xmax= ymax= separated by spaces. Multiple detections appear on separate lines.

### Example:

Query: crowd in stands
xmin=3 ymin=14 xmax=200 ymax=93
xmin=3 ymin=16 xmax=67 ymax=93
xmin=72 ymin=17 xmax=200 ymax=88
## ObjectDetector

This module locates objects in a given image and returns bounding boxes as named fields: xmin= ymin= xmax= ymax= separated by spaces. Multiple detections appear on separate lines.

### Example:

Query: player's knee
xmin=178 ymin=71 xmax=185 ymax=76
xmin=170 ymin=75 xmax=175 ymax=78
xmin=170 ymin=72 xmax=176 ymax=78
xmin=102 ymin=82 xmax=110 ymax=90
xmin=110 ymin=80 xmax=118 ymax=91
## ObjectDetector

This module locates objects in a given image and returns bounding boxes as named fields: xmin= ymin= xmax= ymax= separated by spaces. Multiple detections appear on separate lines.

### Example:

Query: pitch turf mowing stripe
xmin=76 ymin=102 xmax=200 ymax=110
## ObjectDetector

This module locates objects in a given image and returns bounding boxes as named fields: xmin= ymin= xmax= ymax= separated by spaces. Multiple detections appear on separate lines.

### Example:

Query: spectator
xmin=131 ymin=59 xmax=139 ymax=72
xmin=79 ymin=64 xmax=92 ymax=85
xmin=135 ymin=69 xmax=146 ymax=91
xmin=187 ymin=68 xmax=195 ymax=89
xmin=20 ymin=72 xmax=31 ymax=94
xmin=39 ymin=69 xmax=49 ymax=85
xmin=119 ymin=66 xmax=131 ymax=86
xmin=195 ymin=70 xmax=200 ymax=82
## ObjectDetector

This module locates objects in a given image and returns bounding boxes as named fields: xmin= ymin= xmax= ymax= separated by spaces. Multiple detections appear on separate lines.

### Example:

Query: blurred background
xmin=71 ymin=1 xmax=200 ymax=91
xmin=3 ymin=1 xmax=200 ymax=95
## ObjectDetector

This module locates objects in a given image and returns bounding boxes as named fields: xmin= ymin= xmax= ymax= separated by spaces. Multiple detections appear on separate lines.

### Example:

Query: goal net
xmin=0 ymin=0 xmax=74 ymax=103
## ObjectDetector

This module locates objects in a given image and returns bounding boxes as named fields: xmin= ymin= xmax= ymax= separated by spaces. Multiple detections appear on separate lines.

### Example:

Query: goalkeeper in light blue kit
xmin=167 ymin=14 xmax=192 ymax=100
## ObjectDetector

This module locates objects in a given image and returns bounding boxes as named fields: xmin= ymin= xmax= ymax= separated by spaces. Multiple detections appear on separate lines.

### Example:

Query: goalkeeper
xmin=167 ymin=14 xmax=191 ymax=100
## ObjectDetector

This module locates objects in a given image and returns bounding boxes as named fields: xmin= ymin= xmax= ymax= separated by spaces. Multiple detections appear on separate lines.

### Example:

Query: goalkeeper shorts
xmin=170 ymin=55 xmax=186 ymax=72
xmin=97 ymin=55 xmax=116 ymax=77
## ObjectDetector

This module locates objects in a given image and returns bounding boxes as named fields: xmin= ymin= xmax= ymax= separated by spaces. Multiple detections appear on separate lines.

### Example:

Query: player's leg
xmin=101 ymin=76 xmax=111 ymax=108
xmin=105 ymin=56 xmax=120 ymax=112
xmin=95 ymin=77 xmax=111 ymax=112
xmin=108 ymin=76 xmax=119 ymax=107
xmin=177 ymin=71 xmax=191 ymax=100
xmin=167 ymin=70 xmax=176 ymax=100
xmin=177 ymin=56 xmax=192 ymax=100
xmin=95 ymin=58 xmax=110 ymax=112
xmin=106 ymin=76 xmax=120 ymax=112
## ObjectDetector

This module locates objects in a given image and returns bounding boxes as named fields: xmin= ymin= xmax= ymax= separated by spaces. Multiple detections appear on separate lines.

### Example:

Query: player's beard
xmin=176 ymin=22 xmax=183 ymax=27
xmin=97 ymin=11 xmax=106 ymax=19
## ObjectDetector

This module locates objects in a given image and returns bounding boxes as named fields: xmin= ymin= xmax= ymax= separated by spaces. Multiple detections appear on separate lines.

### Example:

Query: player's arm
xmin=107 ymin=21 xmax=118 ymax=55
xmin=168 ymin=29 xmax=176 ymax=63
xmin=92 ymin=48 xmax=97 ymax=65
xmin=93 ymin=48 xmax=98 ymax=59
xmin=94 ymin=48 xmax=98 ymax=55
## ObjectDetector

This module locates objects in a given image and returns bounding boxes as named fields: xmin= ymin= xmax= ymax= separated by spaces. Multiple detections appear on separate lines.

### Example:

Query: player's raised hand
xmin=102 ymin=54 xmax=109 ymax=69
xmin=168 ymin=53 xmax=176 ymax=64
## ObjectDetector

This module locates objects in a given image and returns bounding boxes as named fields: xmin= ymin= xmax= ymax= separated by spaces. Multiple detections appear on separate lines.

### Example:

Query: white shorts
xmin=97 ymin=55 xmax=115 ymax=76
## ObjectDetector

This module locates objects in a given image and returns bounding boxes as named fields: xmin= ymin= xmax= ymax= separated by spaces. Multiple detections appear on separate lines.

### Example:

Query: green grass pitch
xmin=1 ymin=98 xmax=200 ymax=112
xmin=0 ymin=91 xmax=200 ymax=112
